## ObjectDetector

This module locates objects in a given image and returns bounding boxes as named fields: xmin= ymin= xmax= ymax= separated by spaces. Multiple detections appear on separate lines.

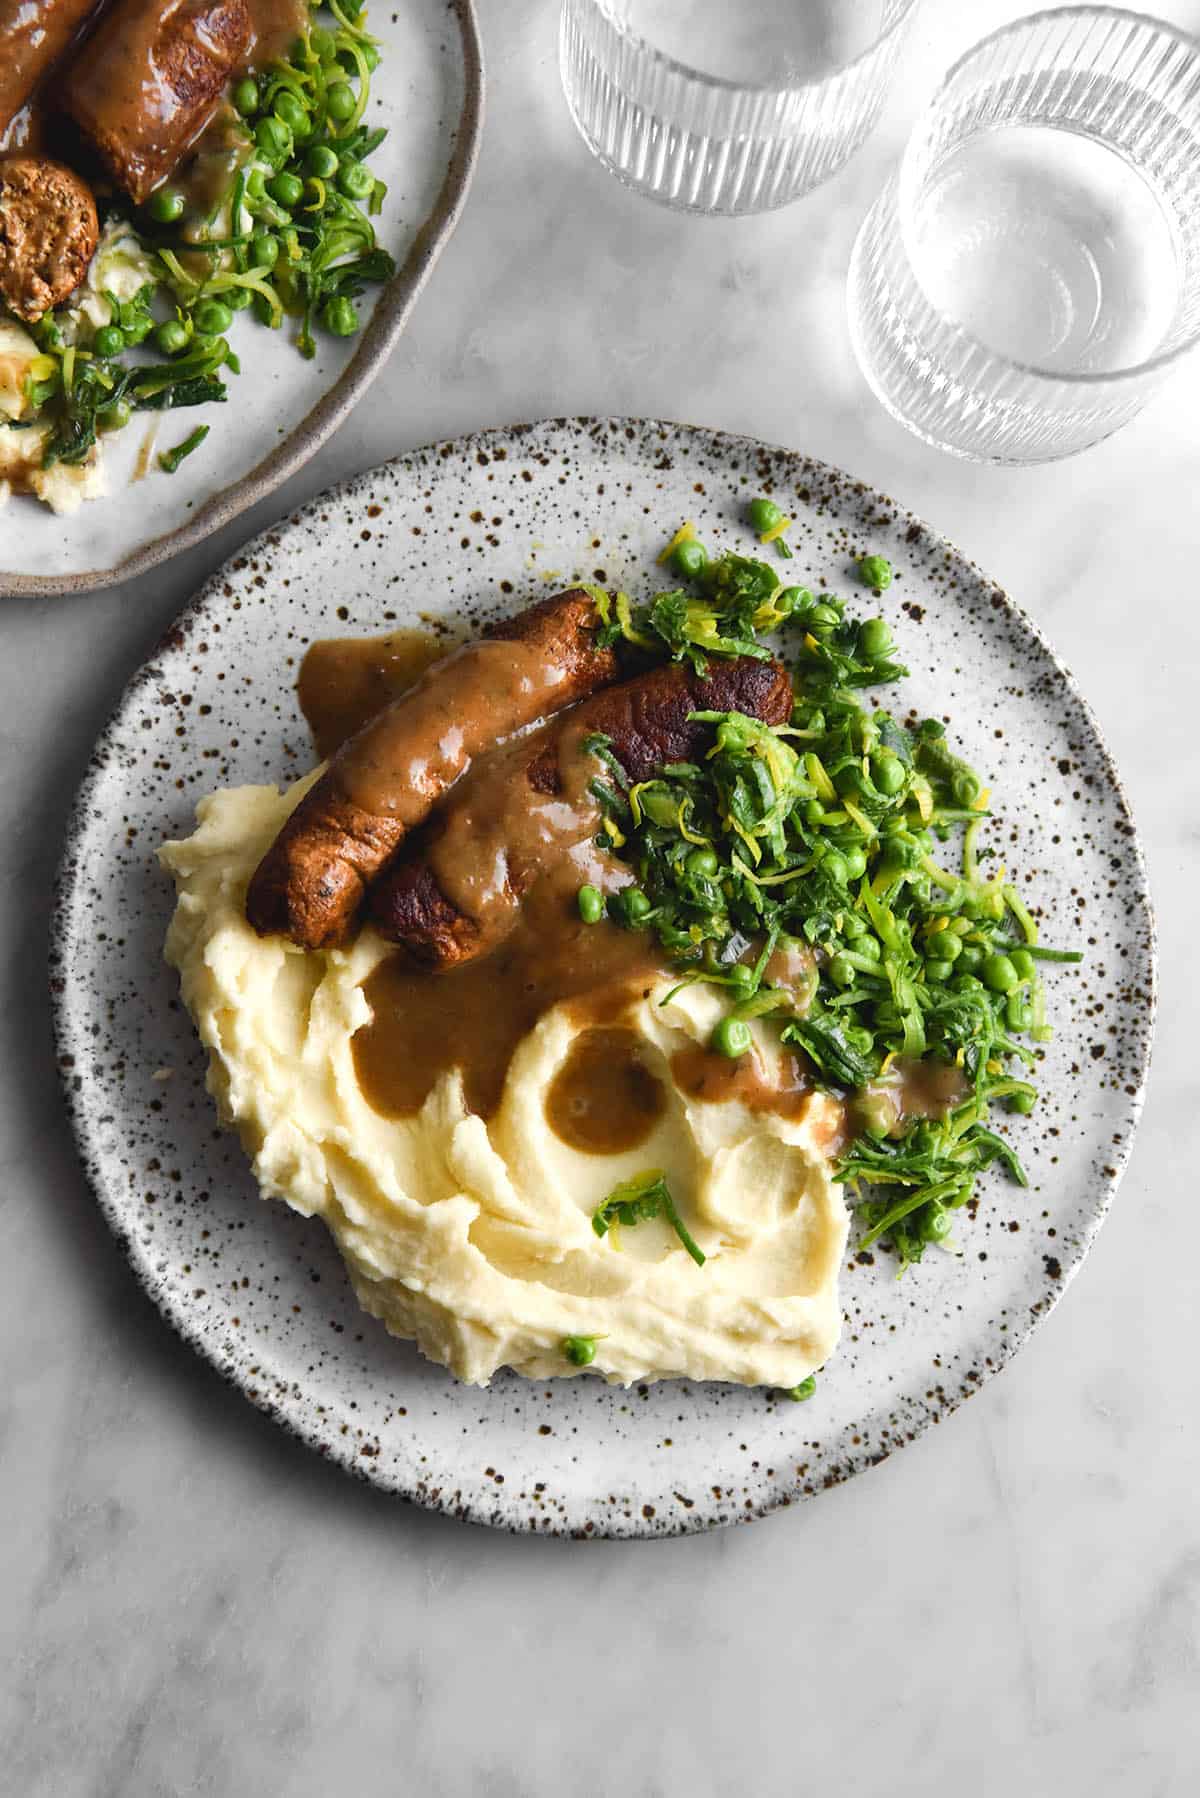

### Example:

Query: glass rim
xmin=581 ymin=0 xmax=921 ymax=99
xmin=895 ymin=3 xmax=1200 ymax=388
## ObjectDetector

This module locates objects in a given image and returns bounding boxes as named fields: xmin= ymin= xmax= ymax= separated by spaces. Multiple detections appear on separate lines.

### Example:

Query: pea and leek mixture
xmin=6 ymin=3 xmax=392 ymax=483
xmin=575 ymin=500 xmax=1080 ymax=1304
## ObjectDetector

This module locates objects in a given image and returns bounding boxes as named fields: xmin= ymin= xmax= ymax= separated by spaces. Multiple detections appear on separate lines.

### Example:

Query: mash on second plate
xmin=160 ymin=778 xmax=850 ymax=1388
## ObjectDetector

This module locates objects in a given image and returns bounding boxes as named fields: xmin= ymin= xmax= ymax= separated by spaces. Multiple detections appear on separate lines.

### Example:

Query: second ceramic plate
xmin=2 ymin=0 xmax=482 ymax=597
xmin=51 ymin=418 xmax=1155 ymax=1535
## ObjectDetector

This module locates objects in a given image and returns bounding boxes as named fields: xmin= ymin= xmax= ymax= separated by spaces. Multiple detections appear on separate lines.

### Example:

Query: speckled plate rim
xmin=48 ymin=417 xmax=1158 ymax=1536
xmin=0 ymin=0 xmax=484 ymax=602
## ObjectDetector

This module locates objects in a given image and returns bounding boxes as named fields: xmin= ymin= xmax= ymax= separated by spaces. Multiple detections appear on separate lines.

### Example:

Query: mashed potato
xmin=160 ymin=778 xmax=850 ymax=1388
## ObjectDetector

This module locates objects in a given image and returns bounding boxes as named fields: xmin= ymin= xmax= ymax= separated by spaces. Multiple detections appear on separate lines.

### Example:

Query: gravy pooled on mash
xmin=159 ymin=621 xmax=850 ymax=1389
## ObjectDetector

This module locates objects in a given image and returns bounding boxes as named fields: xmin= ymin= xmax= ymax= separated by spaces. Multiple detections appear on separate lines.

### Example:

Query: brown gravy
xmin=298 ymin=629 xmax=453 ymax=761
xmin=352 ymin=865 xmax=666 ymax=1123
xmin=544 ymin=1026 xmax=666 ymax=1155
xmin=670 ymin=1042 xmax=815 ymax=1122
xmin=327 ymin=635 xmax=588 ymax=821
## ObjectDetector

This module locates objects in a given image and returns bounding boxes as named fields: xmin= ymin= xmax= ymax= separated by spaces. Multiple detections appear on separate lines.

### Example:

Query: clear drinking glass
xmin=847 ymin=7 xmax=1200 ymax=463
xmin=558 ymin=0 xmax=920 ymax=216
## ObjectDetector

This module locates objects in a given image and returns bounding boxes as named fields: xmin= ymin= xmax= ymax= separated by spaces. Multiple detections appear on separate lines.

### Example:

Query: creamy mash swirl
xmin=160 ymin=778 xmax=849 ymax=1388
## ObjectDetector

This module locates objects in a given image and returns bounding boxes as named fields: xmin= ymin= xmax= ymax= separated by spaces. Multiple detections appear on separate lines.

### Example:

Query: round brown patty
xmin=0 ymin=155 xmax=99 ymax=323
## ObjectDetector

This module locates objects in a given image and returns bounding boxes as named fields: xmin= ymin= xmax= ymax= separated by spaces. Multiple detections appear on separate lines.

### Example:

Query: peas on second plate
xmin=326 ymin=81 xmax=357 ymax=123
xmin=273 ymin=91 xmax=310 ymax=136
xmin=92 ymin=324 xmax=124 ymax=359
xmin=267 ymin=171 xmax=305 ymax=209
xmin=147 ymin=185 xmax=185 ymax=224
xmin=192 ymin=299 xmax=233 ymax=336
xmin=232 ymin=76 xmax=259 ymax=116
xmin=305 ymin=144 xmax=339 ymax=180
xmin=337 ymin=160 xmax=375 ymax=201
xmin=322 ymin=295 xmax=359 ymax=337
xmin=251 ymin=231 xmax=280 ymax=269
xmin=154 ymin=318 xmax=189 ymax=356
xmin=577 ymin=884 xmax=603 ymax=924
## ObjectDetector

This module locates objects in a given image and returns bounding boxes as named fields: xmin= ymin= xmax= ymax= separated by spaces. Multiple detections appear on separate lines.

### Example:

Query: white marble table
xmin=3 ymin=1 xmax=1198 ymax=1791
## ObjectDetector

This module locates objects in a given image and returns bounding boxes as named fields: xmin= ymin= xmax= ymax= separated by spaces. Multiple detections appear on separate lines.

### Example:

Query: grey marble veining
xmin=2 ymin=0 xmax=1198 ymax=1792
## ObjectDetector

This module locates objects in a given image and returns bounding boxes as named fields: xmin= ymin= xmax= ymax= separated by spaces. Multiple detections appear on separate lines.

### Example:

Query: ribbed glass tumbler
xmin=847 ymin=7 xmax=1200 ymax=463
xmin=558 ymin=0 xmax=920 ymax=216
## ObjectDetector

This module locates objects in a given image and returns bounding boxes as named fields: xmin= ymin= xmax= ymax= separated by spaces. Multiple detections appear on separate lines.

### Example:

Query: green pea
xmin=245 ymin=166 xmax=267 ymax=201
xmin=326 ymin=80 xmax=357 ymax=123
xmin=309 ymin=25 xmax=337 ymax=59
xmin=268 ymin=171 xmax=305 ymax=209
xmin=841 ymin=845 xmax=868 ymax=881
xmin=577 ymin=885 xmax=603 ymax=924
xmin=251 ymin=231 xmax=280 ymax=269
xmin=154 ymin=319 xmax=189 ymax=356
xmin=819 ymin=849 xmax=848 ymax=885
xmin=803 ymin=799 xmax=825 ymax=827
xmin=859 ymin=617 xmax=892 ymax=658
xmin=871 ymin=753 xmax=905 ymax=796
xmin=747 ymin=496 xmax=783 ymax=535
xmin=711 ymin=1016 xmax=752 ymax=1059
xmin=624 ymin=887 xmax=651 ymax=923
xmin=146 ymin=185 xmax=184 ymax=225
xmin=841 ymin=911 xmax=866 ymax=940
xmin=224 ymin=284 xmax=253 ymax=311
xmin=957 ymin=943 xmax=984 ymax=974
xmin=828 ymin=953 xmax=856 ymax=990
xmin=273 ymin=91 xmax=310 ymax=136
xmin=1007 ymin=1089 xmax=1037 ymax=1115
xmin=322 ymin=295 xmax=358 ymax=336
xmin=97 ymin=398 xmax=131 ymax=430
xmin=855 ymin=934 xmax=882 ymax=962
xmin=726 ymin=963 xmax=755 ymax=995
xmin=783 ymin=1376 xmax=816 ymax=1402
xmin=924 ymin=959 xmax=954 ymax=983
xmin=773 ymin=586 xmax=803 ymax=618
xmin=685 ymin=845 xmax=718 ymax=878
xmin=1006 ymin=994 xmax=1034 ymax=1031
xmin=562 ymin=1335 xmax=596 ymax=1367
xmin=809 ymin=603 xmax=839 ymax=630
xmin=192 ymin=299 xmax=233 ymax=335
xmin=858 ymin=553 xmax=893 ymax=590
xmin=669 ymin=537 xmax=708 ymax=580
xmin=337 ymin=160 xmax=375 ymax=201
xmin=854 ymin=1090 xmax=896 ymax=1140
xmin=919 ymin=1204 xmax=953 ymax=1243
xmin=982 ymin=952 xmax=1019 ymax=994
xmin=93 ymin=324 xmax=124 ymax=359
xmin=937 ymin=931 xmax=963 ymax=961
xmin=255 ymin=116 xmax=292 ymax=165
xmin=951 ymin=974 xmax=984 ymax=994
xmin=340 ymin=38 xmax=380 ymax=72
xmin=305 ymin=143 xmax=339 ymax=179
xmin=1010 ymin=947 xmax=1035 ymax=980
xmin=232 ymin=76 xmax=259 ymax=116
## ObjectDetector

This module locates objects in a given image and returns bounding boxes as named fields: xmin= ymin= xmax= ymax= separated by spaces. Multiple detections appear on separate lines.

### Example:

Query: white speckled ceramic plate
xmin=50 ymin=418 xmax=1156 ymax=1536
xmin=0 ymin=0 xmax=482 ymax=598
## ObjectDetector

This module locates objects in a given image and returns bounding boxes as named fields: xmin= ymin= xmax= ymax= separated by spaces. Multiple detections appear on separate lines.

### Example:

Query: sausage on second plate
xmin=58 ymin=0 xmax=253 ymax=206
xmin=0 ymin=154 xmax=99 ymax=321
xmin=0 ymin=0 xmax=104 ymax=140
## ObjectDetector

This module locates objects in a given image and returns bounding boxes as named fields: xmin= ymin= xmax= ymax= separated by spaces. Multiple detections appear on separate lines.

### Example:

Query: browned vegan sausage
xmin=58 ymin=0 xmax=252 ymax=204
xmin=0 ymin=154 xmax=98 ymax=320
xmin=0 ymin=0 xmax=103 ymax=140
xmin=245 ymin=590 xmax=621 ymax=950
xmin=368 ymin=655 xmax=794 ymax=970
